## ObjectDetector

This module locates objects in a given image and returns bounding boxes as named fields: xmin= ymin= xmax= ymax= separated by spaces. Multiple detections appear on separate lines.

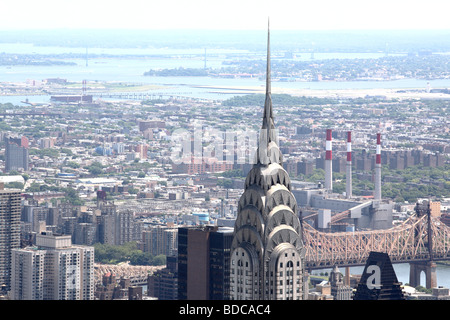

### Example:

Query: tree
xmin=63 ymin=187 xmax=84 ymax=205
xmin=66 ymin=161 xmax=80 ymax=169
xmin=218 ymin=178 xmax=233 ymax=189
xmin=128 ymin=187 xmax=139 ymax=194
xmin=93 ymin=242 xmax=166 ymax=266
xmin=152 ymin=254 xmax=166 ymax=266
xmin=5 ymin=182 xmax=24 ymax=190
xmin=86 ymin=161 xmax=103 ymax=176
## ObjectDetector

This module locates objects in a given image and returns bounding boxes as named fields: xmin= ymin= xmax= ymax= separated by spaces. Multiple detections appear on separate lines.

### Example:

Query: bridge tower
xmin=409 ymin=201 xmax=437 ymax=289
xmin=409 ymin=261 xmax=437 ymax=289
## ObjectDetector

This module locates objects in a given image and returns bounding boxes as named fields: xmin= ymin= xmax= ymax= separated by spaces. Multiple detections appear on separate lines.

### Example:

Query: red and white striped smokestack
xmin=374 ymin=133 xmax=382 ymax=201
xmin=324 ymin=129 xmax=332 ymax=192
xmin=376 ymin=133 xmax=381 ymax=164
xmin=326 ymin=129 xmax=332 ymax=160
xmin=346 ymin=131 xmax=352 ymax=198
xmin=347 ymin=131 xmax=352 ymax=162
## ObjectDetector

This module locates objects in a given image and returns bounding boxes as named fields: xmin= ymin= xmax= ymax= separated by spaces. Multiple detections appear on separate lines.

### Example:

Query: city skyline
xmin=0 ymin=1 xmax=449 ymax=303
xmin=3 ymin=0 xmax=450 ymax=31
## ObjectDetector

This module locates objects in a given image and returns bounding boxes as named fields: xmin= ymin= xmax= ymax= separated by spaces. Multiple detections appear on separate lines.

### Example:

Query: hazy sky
xmin=2 ymin=0 xmax=450 ymax=30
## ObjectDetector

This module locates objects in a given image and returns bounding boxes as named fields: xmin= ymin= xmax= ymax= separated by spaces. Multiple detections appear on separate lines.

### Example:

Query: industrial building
xmin=296 ymin=130 xmax=394 ymax=231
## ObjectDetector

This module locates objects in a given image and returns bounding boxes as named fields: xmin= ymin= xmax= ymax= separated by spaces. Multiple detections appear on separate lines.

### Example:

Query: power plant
xmin=295 ymin=129 xmax=393 ymax=232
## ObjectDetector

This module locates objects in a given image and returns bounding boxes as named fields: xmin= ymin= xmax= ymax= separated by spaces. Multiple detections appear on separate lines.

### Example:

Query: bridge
xmin=302 ymin=202 xmax=450 ymax=288
xmin=0 ymin=112 xmax=63 ymax=118
xmin=94 ymin=264 xmax=164 ymax=286
xmin=47 ymin=91 xmax=213 ymax=103
xmin=88 ymin=91 xmax=210 ymax=103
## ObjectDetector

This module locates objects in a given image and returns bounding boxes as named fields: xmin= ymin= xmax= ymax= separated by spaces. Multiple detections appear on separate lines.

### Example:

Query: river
xmin=311 ymin=263 xmax=450 ymax=289
xmin=2 ymin=42 xmax=450 ymax=104
xmin=2 ymin=61 xmax=449 ymax=104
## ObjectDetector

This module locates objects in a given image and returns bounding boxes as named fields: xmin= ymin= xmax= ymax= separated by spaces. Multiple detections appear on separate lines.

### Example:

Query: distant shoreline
xmin=192 ymin=84 xmax=450 ymax=100
xmin=275 ymin=87 xmax=450 ymax=99
xmin=2 ymin=79 xmax=450 ymax=104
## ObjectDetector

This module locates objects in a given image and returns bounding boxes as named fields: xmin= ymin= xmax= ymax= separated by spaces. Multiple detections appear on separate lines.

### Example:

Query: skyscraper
xmin=353 ymin=251 xmax=404 ymax=300
xmin=11 ymin=232 xmax=95 ymax=300
xmin=178 ymin=225 xmax=233 ymax=300
xmin=0 ymin=184 xmax=21 ymax=292
xmin=329 ymin=265 xmax=352 ymax=300
xmin=229 ymin=23 xmax=306 ymax=300
xmin=147 ymin=255 xmax=178 ymax=300
xmin=4 ymin=136 xmax=29 ymax=172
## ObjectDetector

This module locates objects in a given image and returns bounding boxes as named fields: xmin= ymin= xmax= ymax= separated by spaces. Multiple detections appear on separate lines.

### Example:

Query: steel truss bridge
xmin=302 ymin=205 xmax=450 ymax=272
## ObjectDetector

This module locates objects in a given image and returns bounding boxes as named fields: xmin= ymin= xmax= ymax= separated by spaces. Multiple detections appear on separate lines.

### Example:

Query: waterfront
xmin=2 ymin=41 xmax=450 ymax=104
xmin=2 ymin=61 xmax=450 ymax=105
xmin=312 ymin=263 xmax=450 ymax=289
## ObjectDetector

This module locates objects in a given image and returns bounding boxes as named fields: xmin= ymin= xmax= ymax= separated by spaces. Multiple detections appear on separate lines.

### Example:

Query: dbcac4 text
xmin=223 ymin=304 xmax=271 ymax=315
xmin=178 ymin=304 xmax=271 ymax=317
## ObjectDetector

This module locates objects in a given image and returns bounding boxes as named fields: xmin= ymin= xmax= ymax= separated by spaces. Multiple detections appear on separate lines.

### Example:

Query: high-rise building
xmin=0 ymin=185 xmax=21 ymax=292
xmin=115 ymin=209 xmax=142 ymax=245
xmin=148 ymin=255 xmax=178 ymax=300
xmin=10 ymin=248 xmax=46 ymax=300
xmin=353 ymin=251 xmax=404 ymax=300
xmin=4 ymin=136 xmax=29 ymax=172
xmin=21 ymin=202 xmax=50 ymax=233
xmin=11 ymin=232 xmax=95 ymax=300
xmin=229 ymin=23 xmax=306 ymax=300
xmin=134 ymin=143 xmax=148 ymax=159
xmin=209 ymin=227 xmax=233 ymax=300
xmin=39 ymin=137 xmax=56 ymax=149
xmin=96 ymin=201 xmax=116 ymax=245
xmin=297 ymin=160 xmax=313 ymax=176
xmin=329 ymin=265 xmax=352 ymax=300
xmin=142 ymin=226 xmax=178 ymax=257
xmin=178 ymin=225 xmax=233 ymax=300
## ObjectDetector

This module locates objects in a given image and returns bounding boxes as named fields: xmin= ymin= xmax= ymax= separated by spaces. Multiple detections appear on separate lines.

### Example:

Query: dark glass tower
xmin=209 ymin=228 xmax=233 ymax=300
xmin=4 ymin=136 xmax=29 ymax=172
xmin=353 ymin=251 xmax=405 ymax=300
xmin=178 ymin=226 xmax=233 ymax=300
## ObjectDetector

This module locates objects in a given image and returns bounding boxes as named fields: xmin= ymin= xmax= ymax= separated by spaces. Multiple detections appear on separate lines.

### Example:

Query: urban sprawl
xmin=0 ymin=54 xmax=449 ymax=301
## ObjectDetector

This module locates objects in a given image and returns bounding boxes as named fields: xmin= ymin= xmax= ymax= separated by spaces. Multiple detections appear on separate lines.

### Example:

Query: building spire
xmin=257 ymin=18 xmax=281 ymax=166
xmin=266 ymin=18 xmax=271 ymax=98
xmin=262 ymin=18 xmax=273 ymax=131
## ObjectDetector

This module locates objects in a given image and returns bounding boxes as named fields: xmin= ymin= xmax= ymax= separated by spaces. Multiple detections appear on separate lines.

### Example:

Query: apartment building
xmin=11 ymin=232 xmax=95 ymax=300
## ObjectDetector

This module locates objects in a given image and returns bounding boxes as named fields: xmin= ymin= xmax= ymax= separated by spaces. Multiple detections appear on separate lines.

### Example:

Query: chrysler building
xmin=230 ymin=23 xmax=306 ymax=300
